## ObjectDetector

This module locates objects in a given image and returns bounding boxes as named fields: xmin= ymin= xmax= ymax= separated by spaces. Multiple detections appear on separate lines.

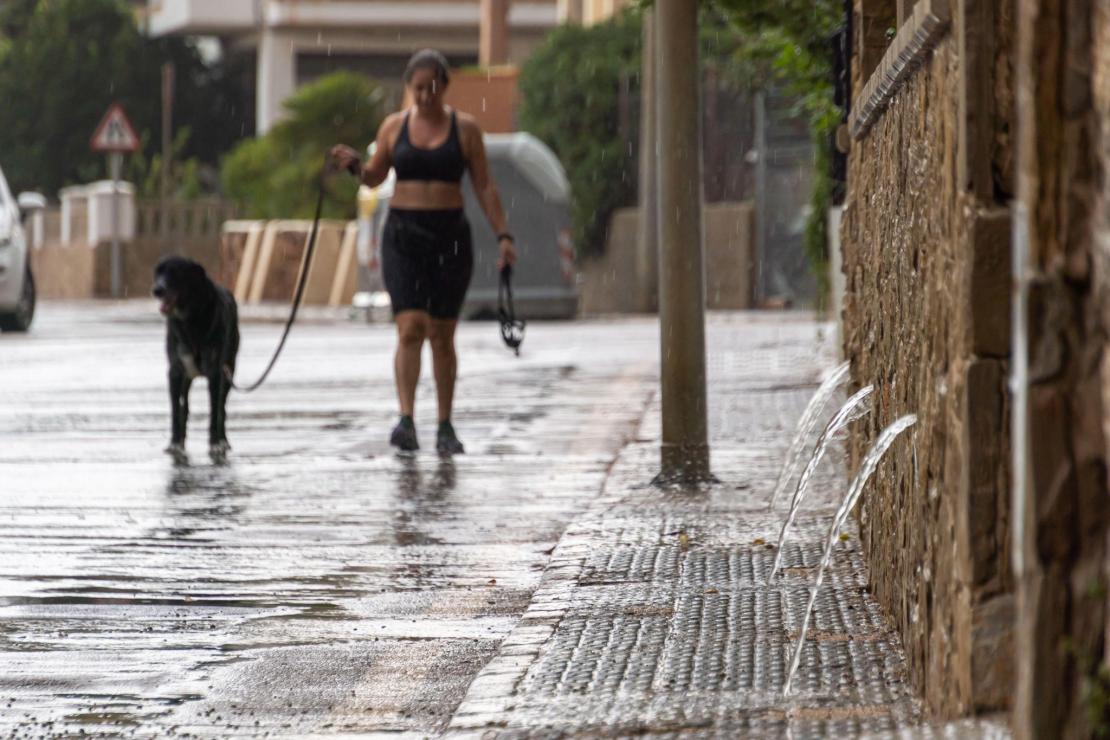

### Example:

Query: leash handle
xmin=497 ymin=264 xmax=525 ymax=356
xmin=229 ymin=155 xmax=329 ymax=392
xmin=498 ymin=264 xmax=513 ymax=311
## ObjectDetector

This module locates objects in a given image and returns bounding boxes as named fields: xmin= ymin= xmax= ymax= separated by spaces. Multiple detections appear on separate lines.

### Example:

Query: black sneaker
xmin=390 ymin=415 xmax=419 ymax=451
xmin=436 ymin=420 xmax=465 ymax=455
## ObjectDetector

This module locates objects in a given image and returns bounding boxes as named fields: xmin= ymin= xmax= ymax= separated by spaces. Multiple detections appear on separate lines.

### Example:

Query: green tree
xmin=518 ymin=12 xmax=642 ymax=257
xmin=706 ymin=0 xmax=843 ymax=304
xmin=0 ymin=0 xmax=38 ymax=40
xmin=221 ymin=71 xmax=387 ymax=219
xmin=520 ymin=3 xmax=844 ymax=297
xmin=518 ymin=8 xmax=781 ymax=258
xmin=0 ymin=0 xmax=247 ymax=195
xmin=127 ymin=129 xmax=208 ymax=199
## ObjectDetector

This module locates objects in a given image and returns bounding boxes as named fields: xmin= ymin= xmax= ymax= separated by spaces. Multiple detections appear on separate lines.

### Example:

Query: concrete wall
xmin=447 ymin=68 xmax=519 ymax=133
xmin=32 ymin=235 xmax=222 ymax=301
xmin=580 ymin=201 xmax=753 ymax=315
xmin=31 ymin=198 xmax=237 ymax=300
xmin=841 ymin=0 xmax=1015 ymax=717
xmin=400 ymin=67 xmax=520 ymax=133
xmin=31 ymin=220 xmax=356 ymax=309
xmin=220 ymin=221 xmax=357 ymax=307
xmin=30 ymin=244 xmax=97 ymax=300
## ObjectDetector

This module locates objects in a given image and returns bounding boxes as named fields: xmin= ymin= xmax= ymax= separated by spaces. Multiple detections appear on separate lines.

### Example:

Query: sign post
xmin=90 ymin=103 xmax=140 ymax=298
xmin=161 ymin=63 xmax=175 ymax=256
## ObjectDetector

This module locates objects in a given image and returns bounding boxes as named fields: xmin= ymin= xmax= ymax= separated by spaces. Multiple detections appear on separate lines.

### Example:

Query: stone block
xmin=960 ymin=358 xmax=1010 ymax=590
xmin=971 ymin=592 xmax=1015 ymax=711
xmin=245 ymin=221 xmax=349 ymax=304
xmin=969 ymin=208 xmax=1011 ymax=357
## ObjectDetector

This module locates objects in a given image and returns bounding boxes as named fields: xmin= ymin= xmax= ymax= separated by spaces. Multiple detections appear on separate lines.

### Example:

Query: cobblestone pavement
xmin=0 ymin=304 xmax=1009 ymax=738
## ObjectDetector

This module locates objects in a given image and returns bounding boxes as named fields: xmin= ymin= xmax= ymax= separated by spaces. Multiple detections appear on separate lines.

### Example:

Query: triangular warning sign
xmin=91 ymin=103 xmax=140 ymax=153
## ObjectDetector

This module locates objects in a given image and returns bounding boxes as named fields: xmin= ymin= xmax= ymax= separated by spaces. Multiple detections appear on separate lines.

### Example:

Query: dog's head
xmin=152 ymin=256 xmax=209 ymax=318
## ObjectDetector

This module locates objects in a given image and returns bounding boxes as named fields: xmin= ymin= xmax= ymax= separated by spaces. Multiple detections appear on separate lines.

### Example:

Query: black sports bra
xmin=392 ymin=111 xmax=466 ymax=183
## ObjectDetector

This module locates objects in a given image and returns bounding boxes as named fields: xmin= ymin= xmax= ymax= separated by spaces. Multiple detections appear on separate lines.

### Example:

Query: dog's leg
xmin=221 ymin=363 xmax=235 ymax=449
xmin=167 ymin=366 xmax=191 ymax=454
xmin=208 ymin=369 xmax=231 ymax=458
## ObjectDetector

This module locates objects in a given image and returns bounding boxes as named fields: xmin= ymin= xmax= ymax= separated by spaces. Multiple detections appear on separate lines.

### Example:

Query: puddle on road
xmin=1 ymin=446 xmax=577 ymax=735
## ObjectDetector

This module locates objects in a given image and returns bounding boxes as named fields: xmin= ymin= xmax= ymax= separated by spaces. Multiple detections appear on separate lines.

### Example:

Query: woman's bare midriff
xmin=389 ymin=180 xmax=464 ymax=210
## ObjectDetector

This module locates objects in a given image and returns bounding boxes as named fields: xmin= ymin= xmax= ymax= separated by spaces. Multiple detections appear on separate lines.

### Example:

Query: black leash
xmin=498 ymin=264 xmax=525 ymax=356
xmin=229 ymin=159 xmax=329 ymax=393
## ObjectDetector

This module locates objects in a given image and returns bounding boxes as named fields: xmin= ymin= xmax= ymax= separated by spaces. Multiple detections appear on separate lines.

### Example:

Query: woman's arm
xmin=461 ymin=114 xmax=517 ymax=268
xmin=329 ymin=114 xmax=399 ymax=188
xmin=358 ymin=117 xmax=398 ymax=188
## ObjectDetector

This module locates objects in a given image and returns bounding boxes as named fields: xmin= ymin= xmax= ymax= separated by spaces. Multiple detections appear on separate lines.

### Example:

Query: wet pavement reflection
xmin=392 ymin=457 xmax=454 ymax=548
xmin=0 ymin=303 xmax=653 ymax=736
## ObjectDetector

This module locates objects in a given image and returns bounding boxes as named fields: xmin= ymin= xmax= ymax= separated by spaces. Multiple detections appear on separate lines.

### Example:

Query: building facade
xmin=143 ymin=0 xmax=561 ymax=132
xmin=556 ymin=0 xmax=633 ymax=25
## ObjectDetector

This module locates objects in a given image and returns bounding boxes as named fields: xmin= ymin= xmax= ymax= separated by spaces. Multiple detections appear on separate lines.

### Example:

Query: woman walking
xmin=330 ymin=49 xmax=517 ymax=454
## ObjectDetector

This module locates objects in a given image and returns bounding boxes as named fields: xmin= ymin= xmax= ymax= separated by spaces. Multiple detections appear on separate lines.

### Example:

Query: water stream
xmin=782 ymin=414 xmax=918 ymax=696
xmin=767 ymin=362 xmax=851 ymax=510
xmin=769 ymin=385 xmax=874 ymax=580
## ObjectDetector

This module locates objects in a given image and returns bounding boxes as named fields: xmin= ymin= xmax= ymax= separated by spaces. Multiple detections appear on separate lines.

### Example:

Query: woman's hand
xmin=329 ymin=144 xmax=362 ymax=176
xmin=498 ymin=237 xmax=517 ymax=270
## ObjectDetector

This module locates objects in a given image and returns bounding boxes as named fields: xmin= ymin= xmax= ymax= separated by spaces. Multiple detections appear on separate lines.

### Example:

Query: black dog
xmin=152 ymin=256 xmax=240 ymax=458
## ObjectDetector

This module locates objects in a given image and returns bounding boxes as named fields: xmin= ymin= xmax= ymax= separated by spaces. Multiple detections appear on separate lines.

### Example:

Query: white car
xmin=0 ymin=166 xmax=45 ymax=332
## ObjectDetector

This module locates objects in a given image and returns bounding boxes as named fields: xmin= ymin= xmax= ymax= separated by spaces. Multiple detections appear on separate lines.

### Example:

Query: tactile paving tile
xmin=499 ymin=523 xmax=920 ymax=737
xmin=574 ymin=522 xmax=870 ymax=586
xmin=580 ymin=545 xmax=684 ymax=585
xmin=525 ymin=612 xmax=672 ymax=696
xmin=527 ymin=565 xmax=896 ymax=692
xmin=679 ymin=542 xmax=870 ymax=589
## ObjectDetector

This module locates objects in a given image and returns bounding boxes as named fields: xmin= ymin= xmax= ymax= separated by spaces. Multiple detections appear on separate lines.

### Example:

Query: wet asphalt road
xmin=0 ymin=302 xmax=655 ymax=737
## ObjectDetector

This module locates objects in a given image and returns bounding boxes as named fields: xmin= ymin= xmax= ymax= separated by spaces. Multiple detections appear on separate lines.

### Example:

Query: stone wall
xmin=842 ymin=0 xmax=1015 ymax=716
xmin=847 ymin=0 xmax=1110 ymax=729
xmin=1010 ymin=0 xmax=1110 ymax=735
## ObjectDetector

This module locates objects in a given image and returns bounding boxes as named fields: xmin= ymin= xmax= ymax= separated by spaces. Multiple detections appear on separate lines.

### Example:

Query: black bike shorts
xmin=381 ymin=208 xmax=474 ymax=320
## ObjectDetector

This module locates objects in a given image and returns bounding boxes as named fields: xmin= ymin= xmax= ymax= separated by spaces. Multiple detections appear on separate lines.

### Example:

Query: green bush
xmin=518 ymin=12 xmax=642 ymax=257
xmin=708 ymin=0 xmax=842 ymax=308
xmin=221 ymin=72 xmax=387 ymax=219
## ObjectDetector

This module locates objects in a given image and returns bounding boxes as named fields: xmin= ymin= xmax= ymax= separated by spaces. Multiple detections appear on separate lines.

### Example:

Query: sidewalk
xmin=447 ymin=315 xmax=1007 ymax=737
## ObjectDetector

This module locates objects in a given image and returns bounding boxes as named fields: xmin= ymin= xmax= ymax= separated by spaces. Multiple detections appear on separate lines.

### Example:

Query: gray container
xmin=461 ymin=133 xmax=577 ymax=320
xmin=364 ymin=132 xmax=578 ymax=320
